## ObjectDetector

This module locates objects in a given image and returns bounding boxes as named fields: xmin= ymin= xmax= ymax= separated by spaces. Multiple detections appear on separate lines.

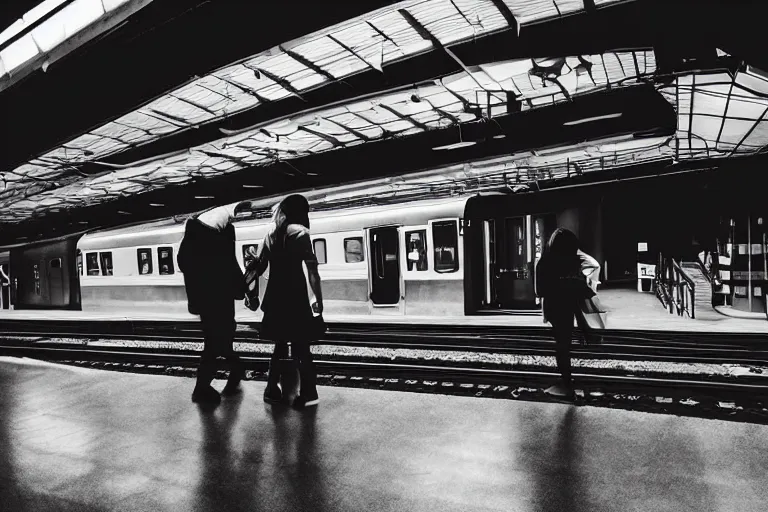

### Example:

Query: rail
xmin=2 ymin=318 xmax=768 ymax=366
xmin=656 ymin=255 xmax=696 ymax=319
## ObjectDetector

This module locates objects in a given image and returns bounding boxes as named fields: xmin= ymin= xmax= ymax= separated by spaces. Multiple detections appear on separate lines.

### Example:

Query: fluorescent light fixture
xmin=149 ymin=203 xmax=164 ymax=207
xmin=242 ymin=184 xmax=264 ymax=189
xmin=432 ymin=141 xmax=477 ymax=151
xmin=563 ymin=112 xmax=623 ymax=126
xmin=194 ymin=195 xmax=215 ymax=199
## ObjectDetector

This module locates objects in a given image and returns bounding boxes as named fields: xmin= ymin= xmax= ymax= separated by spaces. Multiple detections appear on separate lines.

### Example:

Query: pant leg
xmin=267 ymin=343 xmax=289 ymax=388
xmin=294 ymin=341 xmax=317 ymax=397
xmin=550 ymin=313 xmax=574 ymax=384
xmin=197 ymin=313 xmax=221 ymax=389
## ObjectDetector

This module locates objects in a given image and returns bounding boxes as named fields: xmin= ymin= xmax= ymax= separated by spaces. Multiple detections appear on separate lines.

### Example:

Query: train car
xmin=2 ymin=189 xmax=607 ymax=321
xmin=74 ymin=196 xmax=470 ymax=319
xmin=4 ymin=236 xmax=82 ymax=310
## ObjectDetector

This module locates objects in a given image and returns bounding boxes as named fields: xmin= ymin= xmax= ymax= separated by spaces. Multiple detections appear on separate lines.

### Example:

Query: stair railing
xmin=655 ymin=254 xmax=696 ymax=319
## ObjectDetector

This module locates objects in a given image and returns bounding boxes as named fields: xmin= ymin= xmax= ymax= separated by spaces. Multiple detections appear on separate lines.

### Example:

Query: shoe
xmin=192 ymin=385 xmax=221 ymax=405
xmin=263 ymin=386 xmax=283 ymax=404
xmin=221 ymin=381 xmax=243 ymax=396
xmin=293 ymin=394 xmax=319 ymax=409
xmin=544 ymin=384 xmax=575 ymax=401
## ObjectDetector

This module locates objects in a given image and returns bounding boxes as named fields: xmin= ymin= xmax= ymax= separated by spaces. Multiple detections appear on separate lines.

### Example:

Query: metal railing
xmin=656 ymin=255 xmax=696 ymax=319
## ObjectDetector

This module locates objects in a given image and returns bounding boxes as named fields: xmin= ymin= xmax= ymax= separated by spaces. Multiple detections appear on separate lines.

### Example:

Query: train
xmin=0 ymin=192 xmax=609 ymax=321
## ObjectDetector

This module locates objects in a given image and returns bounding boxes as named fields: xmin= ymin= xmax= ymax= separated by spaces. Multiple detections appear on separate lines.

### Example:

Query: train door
xmin=368 ymin=226 xmax=401 ymax=306
xmin=486 ymin=213 xmax=557 ymax=310
xmin=0 ymin=252 xmax=9 ymax=309
xmin=47 ymin=257 xmax=67 ymax=307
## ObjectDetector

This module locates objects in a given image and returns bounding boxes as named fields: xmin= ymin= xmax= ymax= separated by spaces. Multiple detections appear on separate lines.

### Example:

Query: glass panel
xmin=158 ymin=247 xmax=174 ymax=275
xmin=433 ymin=221 xmax=459 ymax=273
xmin=86 ymin=252 xmax=99 ymax=276
xmin=313 ymin=239 xmax=327 ymax=264
xmin=99 ymin=252 xmax=113 ymax=276
xmin=344 ymin=237 xmax=364 ymax=263
xmin=76 ymin=250 xmax=83 ymax=276
xmin=405 ymin=230 xmax=428 ymax=271
xmin=137 ymin=248 xmax=152 ymax=275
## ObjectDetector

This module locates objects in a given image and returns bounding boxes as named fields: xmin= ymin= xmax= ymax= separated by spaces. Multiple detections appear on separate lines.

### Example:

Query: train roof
xmin=77 ymin=195 xmax=471 ymax=250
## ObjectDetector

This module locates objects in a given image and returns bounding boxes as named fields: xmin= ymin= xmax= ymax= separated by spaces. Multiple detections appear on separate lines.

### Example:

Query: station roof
xmin=1 ymin=0 xmax=768 ymax=245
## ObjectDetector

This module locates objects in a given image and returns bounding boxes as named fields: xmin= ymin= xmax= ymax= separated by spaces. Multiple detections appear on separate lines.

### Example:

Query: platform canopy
xmin=1 ymin=0 xmax=768 ymax=244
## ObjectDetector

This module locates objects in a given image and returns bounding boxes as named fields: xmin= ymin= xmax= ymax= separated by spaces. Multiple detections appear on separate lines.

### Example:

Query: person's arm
xmin=289 ymin=225 xmax=324 ymax=314
xmin=305 ymin=261 xmax=324 ymax=315
xmin=245 ymin=235 xmax=271 ymax=277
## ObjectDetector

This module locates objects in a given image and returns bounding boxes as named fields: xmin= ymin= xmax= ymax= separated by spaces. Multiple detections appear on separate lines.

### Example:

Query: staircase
xmin=679 ymin=261 xmax=719 ymax=320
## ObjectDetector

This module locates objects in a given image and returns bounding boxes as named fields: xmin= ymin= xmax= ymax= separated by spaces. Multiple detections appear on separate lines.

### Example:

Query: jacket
xmin=177 ymin=217 xmax=245 ymax=315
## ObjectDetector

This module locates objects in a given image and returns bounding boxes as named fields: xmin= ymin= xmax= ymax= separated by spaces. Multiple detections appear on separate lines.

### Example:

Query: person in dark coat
xmin=535 ymin=228 xmax=601 ymax=400
xmin=245 ymin=194 xmax=324 ymax=408
xmin=178 ymin=203 xmax=247 ymax=405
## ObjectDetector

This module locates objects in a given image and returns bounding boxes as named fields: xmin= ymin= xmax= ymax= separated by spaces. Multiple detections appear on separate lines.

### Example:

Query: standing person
xmin=244 ymin=194 xmax=324 ymax=409
xmin=535 ymin=228 xmax=602 ymax=400
xmin=178 ymin=203 xmax=247 ymax=405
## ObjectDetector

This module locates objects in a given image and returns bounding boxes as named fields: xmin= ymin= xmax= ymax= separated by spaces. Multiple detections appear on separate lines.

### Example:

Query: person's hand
xmin=312 ymin=301 xmax=323 ymax=315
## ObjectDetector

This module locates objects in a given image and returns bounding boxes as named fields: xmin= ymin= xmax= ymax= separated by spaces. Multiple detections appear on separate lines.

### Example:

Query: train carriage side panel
xmin=77 ymin=221 xmax=190 ymax=315
xmin=9 ymin=237 xmax=81 ymax=310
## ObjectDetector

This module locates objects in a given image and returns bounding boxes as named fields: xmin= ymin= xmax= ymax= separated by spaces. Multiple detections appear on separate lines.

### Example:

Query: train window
xmin=99 ymin=252 xmax=114 ymax=276
xmin=313 ymin=239 xmax=327 ymax=264
xmin=432 ymin=220 xmax=459 ymax=273
xmin=405 ymin=230 xmax=428 ymax=271
xmin=344 ymin=237 xmax=364 ymax=263
xmin=86 ymin=252 xmax=99 ymax=276
xmin=158 ymin=247 xmax=175 ymax=275
xmin=137 ymin=248 xmax=153 ymax=275
xmin=77 ymin=250 xmax=83 ymax=276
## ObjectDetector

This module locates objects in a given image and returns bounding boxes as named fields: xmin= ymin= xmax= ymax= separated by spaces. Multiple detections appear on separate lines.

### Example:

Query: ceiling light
xmin=149 ymin=203 xmax=164 ymax=207
xmin=563 ymin=113 xmax=622 ymax=126
xmin=194 ymin=196 xmax=215 ymax=199
xmin=432 ymin=141 xmax=477 ymax=151
xmin=242 ymin=184 xmax=264 ymax=189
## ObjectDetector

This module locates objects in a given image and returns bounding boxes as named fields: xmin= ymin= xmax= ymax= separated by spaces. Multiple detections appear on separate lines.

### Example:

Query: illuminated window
xmin=137 ymin=248 xmax=152 ymax=275
xmin=86 ymin=252 xmax=99 ymax=276
xmin=344 ymin=237 xmax=364 ymax=263
xmin=158 ymin=247 xmax=175 ymax=275
xmin=76 ymin=250 xmax=83 ymax=276
xmin=99 ymin=252 xmax=113 ymax=276
xmin=313 ymin=239 xmax=327 ymax=264
xmin=405 ymin=230 xmax=428 ymax=271
xmin=432 ymin=221 xmax=459 ymax=273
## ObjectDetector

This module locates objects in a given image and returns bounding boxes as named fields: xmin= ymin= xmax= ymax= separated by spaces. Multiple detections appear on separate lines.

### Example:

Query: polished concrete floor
xmin=1 ymin=357 xmax=767 ymax=512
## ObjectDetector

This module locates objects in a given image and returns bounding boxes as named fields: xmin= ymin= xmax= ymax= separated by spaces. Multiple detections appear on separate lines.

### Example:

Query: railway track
xmin=1 ymin=339 xmax=768 ymax=401
xmin=1 ymin=319 xmax=768 ymax=366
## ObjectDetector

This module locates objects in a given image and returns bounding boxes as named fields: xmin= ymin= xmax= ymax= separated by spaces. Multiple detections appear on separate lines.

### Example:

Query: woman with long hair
xmin=245 ymin=194 xmax=324 ymax=408
xmin=535 ymin=228 xmax=601 ymax=400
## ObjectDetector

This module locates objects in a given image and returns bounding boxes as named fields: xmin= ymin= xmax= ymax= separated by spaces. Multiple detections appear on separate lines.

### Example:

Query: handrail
xmin=654 ymin=255 xmax=696 ymax=319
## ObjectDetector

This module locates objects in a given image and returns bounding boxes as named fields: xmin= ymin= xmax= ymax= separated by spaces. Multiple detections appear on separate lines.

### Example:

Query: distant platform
xmin=1 ymin=358 xmax=767 ymax=512
xmin=0 ymin=289 xmax=767 ymax=333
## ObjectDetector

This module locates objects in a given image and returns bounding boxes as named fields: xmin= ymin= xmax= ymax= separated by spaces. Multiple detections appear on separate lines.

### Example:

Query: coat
xmin=177 ymin=217 xmax=245 ymax=315
xmin=244 ymin=223 xmax=322 ymax=342
xmin=536 ymin=250 xmax=602 ymax=326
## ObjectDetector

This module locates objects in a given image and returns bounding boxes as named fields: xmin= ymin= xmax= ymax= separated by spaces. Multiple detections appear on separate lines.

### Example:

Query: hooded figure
xmin=178 ymin=203 xmax=247 ymax=405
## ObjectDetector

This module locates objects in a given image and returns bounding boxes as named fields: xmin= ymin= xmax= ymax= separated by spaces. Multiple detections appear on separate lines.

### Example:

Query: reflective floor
xmin=1 ymin=357 xmax=767 ymax=512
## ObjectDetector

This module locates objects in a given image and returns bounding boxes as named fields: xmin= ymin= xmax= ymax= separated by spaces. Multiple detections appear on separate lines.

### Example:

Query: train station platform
xmin=1 ymin=358 xmax=767 ymax=512
xmin=1 ymin=288 xmax=767 ymax=333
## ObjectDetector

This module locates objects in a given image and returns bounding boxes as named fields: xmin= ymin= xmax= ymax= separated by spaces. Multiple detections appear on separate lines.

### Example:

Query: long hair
xmin=272 ymin=194 xmax=310 ymax=239
xmin=536 ymin=227 xmax=580 ymax=296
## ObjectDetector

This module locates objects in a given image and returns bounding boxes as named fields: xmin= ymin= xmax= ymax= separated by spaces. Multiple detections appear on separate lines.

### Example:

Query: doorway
xmin=0 ymin=254 xmax=9 ymax=309
xmin=482 ymin=213 xmax=557 ymax=310
xmin=369 ymin=227 xmax=401 ymax=306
